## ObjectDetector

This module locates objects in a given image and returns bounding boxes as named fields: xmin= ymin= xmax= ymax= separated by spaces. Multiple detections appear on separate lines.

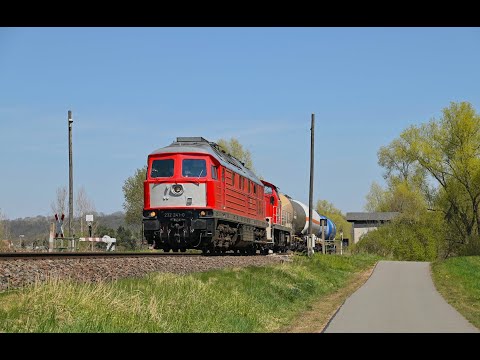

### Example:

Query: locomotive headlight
xmin=172 ymin=184 xmax=184 ymax=195
xmin=200 ymin=211 xmax=206 ymax=216
xmin=150 ymin=211 xmax=156 ymax=217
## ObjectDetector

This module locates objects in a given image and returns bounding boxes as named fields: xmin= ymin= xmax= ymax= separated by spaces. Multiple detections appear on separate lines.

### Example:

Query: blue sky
xmin=1 ymin=27 xmax=480 ymax=220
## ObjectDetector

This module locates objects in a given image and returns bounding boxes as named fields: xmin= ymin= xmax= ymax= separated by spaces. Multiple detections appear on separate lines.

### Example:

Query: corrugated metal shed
xmin=346 ymin=212 xmax=400 ymax=222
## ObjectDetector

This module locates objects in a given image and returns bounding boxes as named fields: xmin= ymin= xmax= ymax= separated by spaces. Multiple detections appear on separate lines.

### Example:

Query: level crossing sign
xmin=54 ymin=213 xmax=65 ymax=238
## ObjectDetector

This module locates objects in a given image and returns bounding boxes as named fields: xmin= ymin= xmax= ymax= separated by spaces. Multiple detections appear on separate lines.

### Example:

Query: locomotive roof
xmin=150 ymin=137 xmax=263 ymax=185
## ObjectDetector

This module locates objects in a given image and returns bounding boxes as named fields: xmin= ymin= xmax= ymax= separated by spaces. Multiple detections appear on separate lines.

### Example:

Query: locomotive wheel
xmin=163 ymin=246 xmax=170 ymax=253
xmin=180 ymin=248 xmax=186 ymax=253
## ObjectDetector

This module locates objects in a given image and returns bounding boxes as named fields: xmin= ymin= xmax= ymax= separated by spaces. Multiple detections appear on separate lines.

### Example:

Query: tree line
xmin=0 ymin=211 xmax=137 ymax=251
xmin=356 ymin=101 xmax=480 ymax=260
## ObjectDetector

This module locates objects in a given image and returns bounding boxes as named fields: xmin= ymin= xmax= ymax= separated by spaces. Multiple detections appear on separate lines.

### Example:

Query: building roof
xmin=346 ymin=212 xmax=400 ymax=222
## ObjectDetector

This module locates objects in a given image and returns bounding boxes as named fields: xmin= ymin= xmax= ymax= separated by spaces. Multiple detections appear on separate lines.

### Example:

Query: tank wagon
xmin=142 ymin=137 xmax=336 ymax=254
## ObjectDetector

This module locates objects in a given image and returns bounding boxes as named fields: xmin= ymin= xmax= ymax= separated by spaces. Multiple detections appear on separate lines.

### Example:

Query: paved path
xmin=324 ymin=260 xmax=479 ymax=333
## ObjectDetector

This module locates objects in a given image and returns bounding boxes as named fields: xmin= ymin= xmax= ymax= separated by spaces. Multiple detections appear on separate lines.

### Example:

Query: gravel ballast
xmin=0 ymin=254 xmax=291 ymax=292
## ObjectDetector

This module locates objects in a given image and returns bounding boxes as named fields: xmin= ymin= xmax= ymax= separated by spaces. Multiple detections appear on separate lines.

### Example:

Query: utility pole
xmin=308 ymin=113 xmax=315 ymax=257
xmin=68 ymin=110 xmax=73 ymax=241
xmin=322 ymin=219 xmax=326 ymax=254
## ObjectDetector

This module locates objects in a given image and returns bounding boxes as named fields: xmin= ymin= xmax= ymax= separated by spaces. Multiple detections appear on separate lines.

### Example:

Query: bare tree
xmin=50 ymin=186 xmax=70 ymax=237
xmin=0 ymin=208 xmax=5 ymax=240
xmin=0 ymin=209 xmax=12 ymax=251
xmin=51 ymin=186 xmax=67 ymax=217
xmin=75 ymin=186 xmax=96 ymax=237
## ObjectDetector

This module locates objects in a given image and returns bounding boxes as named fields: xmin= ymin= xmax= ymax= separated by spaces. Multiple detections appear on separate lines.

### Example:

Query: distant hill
xmin=94 ymin=211 xmax=127 ymax=231
xmin=3 ymin=211 xmax=128 ymax=244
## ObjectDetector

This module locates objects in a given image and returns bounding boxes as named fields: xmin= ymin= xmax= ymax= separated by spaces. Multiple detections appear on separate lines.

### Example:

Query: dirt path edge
xmin=278 ymin=262 xmax=378 ymax=333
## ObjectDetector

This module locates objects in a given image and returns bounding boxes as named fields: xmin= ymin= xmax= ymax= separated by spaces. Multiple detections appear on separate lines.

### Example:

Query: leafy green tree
xmin=377 ymin=137 xmax=427 ymax=189
xmin=216 ymin=138 xmax=256 ymax=174
xmin=316 ymin=199 xmax=351 ymax=241
xmin=400 ymin=102 xmax=480 ymax=254
xmin=364 ymin=180 xmax=427 ymax=218
xmin=364 ymin=182 xmax=389 ymax=212
xmin=352 ymin=210 xmax=444 ymax=261
xmin=369 ymin=101 xmax=480 ymax=256
xmin=366 ymin=132 xmax=430 ymax=218
xmin=95 ymin=224 xmax=116 ymax=238
xmin=122 ymin=166 xmax=147 ymax=238
xmin=116 ymin=225 xmax=137 ymax=250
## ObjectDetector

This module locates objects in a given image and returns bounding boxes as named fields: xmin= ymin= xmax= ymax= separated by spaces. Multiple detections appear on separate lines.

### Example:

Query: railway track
xmin=0 ymin=251 xmax=203 ymax=261
xmin=0 ymin=250 xmax=272 ymax=261
xmin=0 ymin=251 xmax=287 ymax=292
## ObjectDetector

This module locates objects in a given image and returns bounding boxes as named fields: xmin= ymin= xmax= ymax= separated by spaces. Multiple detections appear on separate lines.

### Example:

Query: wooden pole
xmin=308 ymin=114 xmax=315 ymax=256
xmin=322 ymin=219 xmax=326 ymax=254
xmin=68 ymin=110 xmax=73 ymax=242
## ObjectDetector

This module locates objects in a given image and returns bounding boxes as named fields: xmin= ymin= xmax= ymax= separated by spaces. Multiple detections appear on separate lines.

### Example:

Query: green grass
xmin=431 ymin=256 xmax=480 ymax=329
xmin=0 ymin=253 xmax=379 ymax=333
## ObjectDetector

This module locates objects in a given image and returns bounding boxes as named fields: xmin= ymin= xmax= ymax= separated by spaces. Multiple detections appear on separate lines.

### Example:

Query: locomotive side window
xmin=265 ymin=185 xmax=272 ymax=194
xmin=151 ymin=159 xmax=174 ymax=178
xmin=182 ymin=159 xmax=206 ymax=177
xmin=211 ymin=165 xmax=218 ymax=180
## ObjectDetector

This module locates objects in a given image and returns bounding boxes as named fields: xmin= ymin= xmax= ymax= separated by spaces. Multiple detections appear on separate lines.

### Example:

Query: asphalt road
xmin=323 ymin=260 xmax=479 ymax=333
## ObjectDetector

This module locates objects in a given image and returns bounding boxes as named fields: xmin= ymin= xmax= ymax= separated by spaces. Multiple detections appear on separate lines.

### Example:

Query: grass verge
xmin=431 ymin=256 xmax=480 ymax=330
xmin=0 ymin=253 xmax=379 ymax=332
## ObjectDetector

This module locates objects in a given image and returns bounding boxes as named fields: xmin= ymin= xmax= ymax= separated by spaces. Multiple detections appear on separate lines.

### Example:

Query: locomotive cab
xmin=261 ymin=180 xmax=293 ymax=251
xmin=262 ymin=180 xmax=281 ymax=226
xmin=143 ymin=151 xmax=219 ymax=252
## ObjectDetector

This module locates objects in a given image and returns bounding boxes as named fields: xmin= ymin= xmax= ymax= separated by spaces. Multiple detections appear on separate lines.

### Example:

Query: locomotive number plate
xmin=162 ymin=212 xmax=186 ymax=218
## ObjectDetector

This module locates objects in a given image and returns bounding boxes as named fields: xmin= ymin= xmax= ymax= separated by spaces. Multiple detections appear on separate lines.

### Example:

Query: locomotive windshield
xmin=151 ymin=159 xmax=174 ymax=178
xmin=182 ymin=159 xmax=207 ymax=178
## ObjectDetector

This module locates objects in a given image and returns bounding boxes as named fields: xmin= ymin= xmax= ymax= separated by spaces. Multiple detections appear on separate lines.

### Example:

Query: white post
xmin=49 ymin=223 xmax=54 ymax=252
xmin=306 ymin=235 xmax=314 ymax=256
xmin=340 ymin=231 xmax=343 ymax=255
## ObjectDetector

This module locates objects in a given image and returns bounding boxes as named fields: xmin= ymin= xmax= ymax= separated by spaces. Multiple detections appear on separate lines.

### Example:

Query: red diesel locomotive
xmin=142 ymin=137 xmax=336 ymax=254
